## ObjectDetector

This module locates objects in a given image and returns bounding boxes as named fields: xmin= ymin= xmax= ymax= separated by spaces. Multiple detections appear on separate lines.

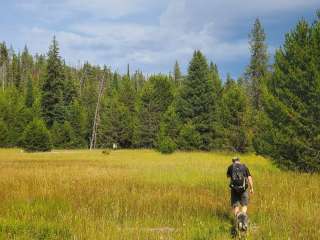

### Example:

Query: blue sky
xmin=0 ymin=1 xmax=319 ymax=79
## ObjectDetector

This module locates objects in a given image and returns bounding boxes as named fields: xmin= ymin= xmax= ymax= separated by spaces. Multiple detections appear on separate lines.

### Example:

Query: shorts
xmin=231 ymin=189 xmax=249 ymax=208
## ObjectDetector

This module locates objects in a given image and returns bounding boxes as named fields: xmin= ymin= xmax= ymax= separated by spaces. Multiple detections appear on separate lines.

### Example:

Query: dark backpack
xmin=230 ymin=164 xmax=248 ymax=193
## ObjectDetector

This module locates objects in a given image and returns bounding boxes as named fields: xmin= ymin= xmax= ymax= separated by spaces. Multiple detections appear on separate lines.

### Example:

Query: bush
xmin=51 ymin=121 xmax=76 ymax=149
xmin=158 ymin=136 xmax=177 ymax=154
xmin=177 ymin=123 xmax=201 ymax=150
xmin=21 ymin=119 xmax=52 ymax=152
xmin=0 ymin=120 xmax=9 ymax=147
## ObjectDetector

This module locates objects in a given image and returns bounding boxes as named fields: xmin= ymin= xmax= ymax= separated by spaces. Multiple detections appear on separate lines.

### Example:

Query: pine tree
xmin=11 ymin=53 xmax=22 ymax=88
xmin=21 ymin=119 xmax=52 ymax=152
xmin=25 ymin=75 xmax=34 ymax=108
xmin=0 ymin=42 xmax=9 ymax=90
xmin=51 ymin=121 xmax=76 ymax=149
xmin=245 ymin=18 xmax=269 ymax=111
xmin=176 ymin=50 xmax=215 ymax=150
xmin=20 ymin=46 xmax=33 ymax=89
xmin=136 ymin=75 xmax=174 ymax=148
xmin=97 ymin=94 xmax=133 ymax=148
xmin=218 ymin=80 xmax=252 ymax=152
xmin=257 ymin=17 xmax=320 ymax=171
xmin=0 ymin=120 xmax=9 ymax=147
xmin=119 ymin=75 xmax=136 ymax=113
xmin=177 ymin=122 xmax=201 ymax=150
xmin=41 ymin=37 xmax=65 ymax=127
xmin=209 ymin=62 xmax=222 ymax=96
xmin=66 ymin=100 xmax=88 ymax=148
xmin=173 ymin=60 xmax=182 ymax=85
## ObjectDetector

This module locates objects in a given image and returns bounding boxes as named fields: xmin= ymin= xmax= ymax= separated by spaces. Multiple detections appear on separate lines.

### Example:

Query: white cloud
xmin=13 ymin=0 xmax=320 ymax=75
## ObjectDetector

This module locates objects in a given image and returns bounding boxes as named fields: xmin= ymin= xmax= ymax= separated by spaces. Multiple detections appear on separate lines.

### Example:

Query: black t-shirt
xmin=227 ymin=163 xmax=251 ymax=178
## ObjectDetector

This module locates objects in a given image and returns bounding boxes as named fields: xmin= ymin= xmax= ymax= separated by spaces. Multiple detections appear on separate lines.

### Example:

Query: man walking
xmin=227 ymin=157 xmax=253 ymax=217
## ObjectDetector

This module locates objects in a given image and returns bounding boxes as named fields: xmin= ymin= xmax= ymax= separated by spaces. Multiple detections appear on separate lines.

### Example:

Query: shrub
xmin=158 ymin=136 xmax=177 ymax=154
xmin=177 ymin=123 xmax=201 ymax=150
xmin=21 ymin=119 xmax=52 ymax=152
xmin=51 ymin=121 xmax=76 ymax=149
xmin=0 ymin=120 xmax=9 ymax=147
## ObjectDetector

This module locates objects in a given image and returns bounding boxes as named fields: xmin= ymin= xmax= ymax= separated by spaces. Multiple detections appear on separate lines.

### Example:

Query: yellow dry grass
xmin=0 ymin=149 xmax=318 ymax=239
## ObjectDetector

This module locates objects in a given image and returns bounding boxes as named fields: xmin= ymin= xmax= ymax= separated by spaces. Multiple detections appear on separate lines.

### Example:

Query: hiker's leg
xmin=241 ymin=205 xmax=247 ymax=214
xmin=233 ymin=206 xmax=240 ymax=216
xmin=231 ymin=190 xmax=240 ymax=216
xmin=240 ymin=191 xmax=249 ymax=213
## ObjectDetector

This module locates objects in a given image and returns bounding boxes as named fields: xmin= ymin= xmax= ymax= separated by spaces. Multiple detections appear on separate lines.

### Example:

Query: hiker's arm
xmin=248 ymin=176 xmax=253 ymax=194
xmin=227 ymin=166 xmax=231 ymax=178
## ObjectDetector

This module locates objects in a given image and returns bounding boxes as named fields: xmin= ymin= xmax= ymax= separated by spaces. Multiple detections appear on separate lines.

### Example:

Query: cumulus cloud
xmin=11 ymin=0 xmax=320 ymax=75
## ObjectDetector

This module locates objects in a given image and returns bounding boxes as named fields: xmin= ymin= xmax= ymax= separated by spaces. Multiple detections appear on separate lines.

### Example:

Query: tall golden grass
xmin=0 ymin=149 xmax=318 ymax=239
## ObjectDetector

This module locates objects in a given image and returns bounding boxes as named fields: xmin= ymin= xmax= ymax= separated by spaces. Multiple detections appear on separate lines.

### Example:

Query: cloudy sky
xmin=0 ymin=1 xmax=319 ymax=79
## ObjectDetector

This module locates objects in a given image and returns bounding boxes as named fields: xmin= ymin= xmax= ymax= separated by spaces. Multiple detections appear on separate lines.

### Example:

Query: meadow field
xmin=0 ymin=149 xmax=318 ymax=239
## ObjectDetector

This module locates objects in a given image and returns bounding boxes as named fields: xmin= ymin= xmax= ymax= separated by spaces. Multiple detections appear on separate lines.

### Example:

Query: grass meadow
xmin=0 ymin=149 xmax=318 ymax=239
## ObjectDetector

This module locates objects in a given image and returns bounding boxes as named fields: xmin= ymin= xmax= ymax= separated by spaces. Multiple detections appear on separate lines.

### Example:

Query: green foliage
xmin=25 ymin=75 xmax=34 ymax=108
xmin=173 ymin=60 xmax=182 ymax=85
xmin=217 ymin=81 xmax=252 ymax=153
xmin=257 ymin=17 xmax=320 ymax=171
xmin=21 ymin=119 xmax=52 ymax=152
xmin=0 ymin=120 xmax=9 ymax=147
xmin=41 ymin=37 xmax=66 ymax=127
xmin=136 ymin=75 xmax=174 ymax=148
xmin=98 ymin=94 xmax=133 ymax=148
xmin=177 ymin=50 xmax=215 ymax=150
xmin=51 ymin=121 xmax=76 ymax=149
xmin=65 ymin=100 xmax=88 ymax=148
xmin=0 ymin=87 xmax=31 ymax=146
xmin=158 ymin=105 xmax=181 ymax=143
xmin=158 ymin=136 xmax=177 ymax=154
xmin=178 ymin=122 xmax=201 ymax=150
xmin=245 ymin=18 xmax=269 ymax=111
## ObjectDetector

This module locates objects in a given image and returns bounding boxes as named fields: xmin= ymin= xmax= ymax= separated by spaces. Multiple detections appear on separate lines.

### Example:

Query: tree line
xmin=0 ymin=12 xmax=319 ymax=172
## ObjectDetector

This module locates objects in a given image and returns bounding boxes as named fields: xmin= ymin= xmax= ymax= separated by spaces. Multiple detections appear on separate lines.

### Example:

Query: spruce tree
xmin=257 ymin=17 xmax=320 ymax=171
xmin=97 ymin=94 xmax=133 ymax=148
xmin=119 ymin=75 xmax=136 ymax=113
xmin=136 ymin=75 xmax=173 ymax=148
xmin=209 ymin=61 xmax=222 ymax=96
xmin=176 ymin=50 xmax=215 ymax=150
xmin=218 ymin=80 xmax=252 ymax=152
xmin=21 ymin=119 xmax=52 ymax=152
xmin=66 ymin=100 xmax=88 ymax=148
xmin=20 ymin=46 xmax=33 ymax=89
xmin=41 ymin=37 xmax=65 ymax=127
xmin=25 ymin=75 xmax=34 ymax=108
xmin=173 ymin=60 xmax=182 ymax=85
xmin=0 ymin=120 xmax=9 ymax=147
xmin=11 ymin=53 xmax=21 ymax=88
xmin=246 ymin=18 xmax=269 ymax=111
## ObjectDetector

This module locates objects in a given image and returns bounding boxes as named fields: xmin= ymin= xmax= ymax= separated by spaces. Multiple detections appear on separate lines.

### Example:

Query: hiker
xmin=227 ymin=157 xmax=253 ymax=217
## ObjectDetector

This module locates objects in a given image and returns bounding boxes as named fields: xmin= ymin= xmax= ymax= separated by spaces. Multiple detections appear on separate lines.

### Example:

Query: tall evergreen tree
xmin=218 ymin=80 xmax=252 ymax=152
xmin=209 ymin=61 xmax=222 ymax=96
xmin=97 ymin=93 xmax=133 ymax=148
xmin=245 ymin=18 xmax=269 ymax=111
xmin=176 ymin=50 xmax=215 ymax=150
xmin=0 ymin=119 xmax=9 ymax=147
xmin=41 ymin=37 xmax=65 ymax=127
xmin=25 ymin=75 xmax=34 ymax=108
xmin=20 ymin=45 xmax=33 ymax=89
xmin=11 ymin=53 xmax=21 ymax=88
xmin=173 ymin=60 xmax=182 ymax=85
xmin=21 ymin=118 xmax=52 ymax=152
xmin=257 ymin=17 xmax=320 ymax=172
xmin=136 ymin=75 xmax=174 ymax=148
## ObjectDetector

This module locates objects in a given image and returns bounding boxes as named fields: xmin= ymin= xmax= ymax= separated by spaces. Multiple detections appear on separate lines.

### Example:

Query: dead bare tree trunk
xmin=90 ymin=75 xmax=105 ymax=150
